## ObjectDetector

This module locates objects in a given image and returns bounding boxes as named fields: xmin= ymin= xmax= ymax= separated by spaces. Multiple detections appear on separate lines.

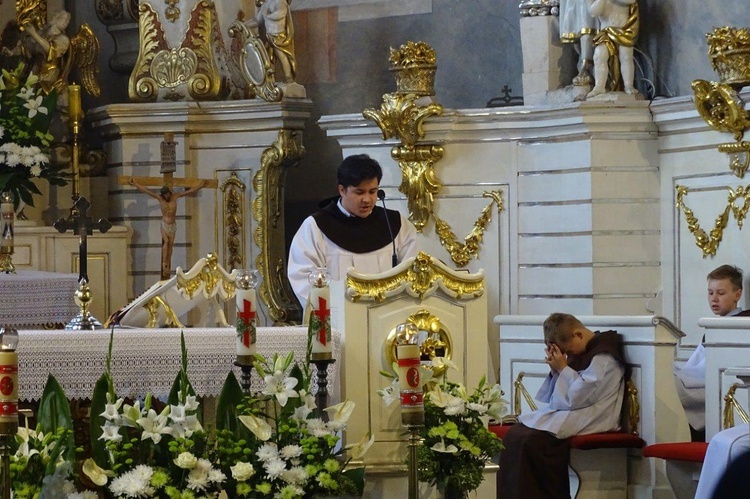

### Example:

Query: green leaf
xmin=215 ymin=372 xmax=244 ymax=432
xmin=342 ymin=467 xmax=366 ymax=495
xmin=37 ymin=374 xmax=75 ymax=462
xmin=89 ymin=373 xmax=111 ymax=467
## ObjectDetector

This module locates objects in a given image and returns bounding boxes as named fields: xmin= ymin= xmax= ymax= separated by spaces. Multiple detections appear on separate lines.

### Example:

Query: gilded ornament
xmin=692 ymin=79 xmax=750 ymax=142
xmin=434 ymin=190 xmax=504 ymax=268
xmin=229 ymin=19 xmax=283 ymax=102
xmin=16 ymin=0 xmax=47 ymax=30
xmin=519 ymin=0 xmax=559 ymax=17
xmin=129 ymin=1 xmax=226 ymax=102
xmin=144 ymin=295 xmax=184 ymax=328
xmin=389 ymin=41 xmax=437 ymax=96
xmin=346 ymin=251 xmax=484 ymax=303
xmin=176 ymin=253 xmax=236 ymax=300
xmin=165 ymin=0 xmax=181 ymax=22
xmin=384 ymin=309 xmax=454 ymax=378
xmin=221 ymin=172 xmax=246 ymax=272
xmin=706 ymin=27 xmax=750 ymax=89
xmin=723 ymin=383 xmax=750 ymax=430
xmin=718 ymin=141 xmax=750 ymax=178
xmin=254 ymin=130 xmax=305 ymax=324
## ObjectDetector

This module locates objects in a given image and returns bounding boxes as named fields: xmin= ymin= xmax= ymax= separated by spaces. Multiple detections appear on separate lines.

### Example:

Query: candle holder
xmin=0 ymin=192 xmax=15 ymax=275
xmin=312 ymin=357 xmax=336 ymax=420
xmin=233 ymin=361 xmax=254 ymax=395
xmin=66 ymin=278 xmax=103 ymax=330
xmin=0 ymin=326 xmax=19 ymax=499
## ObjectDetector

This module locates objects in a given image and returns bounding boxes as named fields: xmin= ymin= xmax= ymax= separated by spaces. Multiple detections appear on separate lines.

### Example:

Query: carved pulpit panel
xmin=336 ymin=251 xmax=489 ymax=468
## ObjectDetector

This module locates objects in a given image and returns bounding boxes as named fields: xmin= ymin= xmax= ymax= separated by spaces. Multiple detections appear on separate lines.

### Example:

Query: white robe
xmin=695 ymin=425 xmax=750 ymax=499
xmin=287 ymin=209 xmax=418 ymax=311
xmin=673 ymin=308 xmax=744 ymax=431
xmin=519 ymin=354 xmax=625 ymax=439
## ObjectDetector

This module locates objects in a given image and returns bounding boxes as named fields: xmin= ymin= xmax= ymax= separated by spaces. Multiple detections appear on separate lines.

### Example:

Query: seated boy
xmin=674 ymin=264 xmax=750 ymax=442
xmin=498 ymin=313 xmax=628 ymax=499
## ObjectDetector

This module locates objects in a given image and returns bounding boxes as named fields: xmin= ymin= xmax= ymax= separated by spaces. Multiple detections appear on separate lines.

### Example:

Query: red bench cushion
xmin=489 ymin=424 xmax=645 ymax=450
xmin=642 ymin=442 xmax=709 ymax=463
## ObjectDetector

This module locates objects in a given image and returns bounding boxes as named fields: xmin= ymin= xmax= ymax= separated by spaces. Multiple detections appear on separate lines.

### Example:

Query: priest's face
xmin=707 ymin=278 xmax=742 ymax=316
xmin=338 ymin=177 xmax=379 ymax=218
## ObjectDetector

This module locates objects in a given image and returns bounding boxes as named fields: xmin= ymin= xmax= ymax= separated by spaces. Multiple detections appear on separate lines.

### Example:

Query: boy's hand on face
xmin=545 ymin=343 xmax=568 ymax=373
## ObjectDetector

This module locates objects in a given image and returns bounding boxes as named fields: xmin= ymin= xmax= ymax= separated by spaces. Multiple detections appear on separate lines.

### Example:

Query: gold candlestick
xmin=0 ymin=192 xmax=15 ymax=274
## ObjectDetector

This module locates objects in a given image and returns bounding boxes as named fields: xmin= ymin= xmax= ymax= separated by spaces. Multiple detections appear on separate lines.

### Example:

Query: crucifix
xmin=118 ymin=132 xmax=218 ymax=280
xmin=53 ymin=196 xmax=112 ymax=329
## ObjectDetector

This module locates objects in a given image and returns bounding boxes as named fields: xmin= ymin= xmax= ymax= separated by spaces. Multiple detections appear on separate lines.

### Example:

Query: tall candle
xmin=0 ymin=326 xmax=18 ymax=436
xmin=0 ymin=193 xmax=13 ymax=251
xmin=398 ymin=343 xmax=424 ymax=426
xmin=235 ymin=270 xmax=260 ymax=366
xmin=308 ymin=267 xmax=332 ymax=360
xmin=67 ymin=83 xmax=82 ymax=122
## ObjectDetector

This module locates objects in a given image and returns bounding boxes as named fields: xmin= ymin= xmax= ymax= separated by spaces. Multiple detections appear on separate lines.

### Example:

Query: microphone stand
xmin=378 ymin=189 xmax=398 ymax=268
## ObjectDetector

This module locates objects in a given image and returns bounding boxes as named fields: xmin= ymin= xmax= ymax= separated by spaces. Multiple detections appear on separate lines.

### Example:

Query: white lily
xmin=137 ymin=408 xmax=171 ymax=443
xmin=262 ymin=370 xmax=299 ymax=407
xmin=239 ymin=414 xmax=272 ymax=441
xmin=22 ymin=95 xmax=47 ymax=119
xmin=100 ymin=394 xmax=124 ymax=422
xmin=432 ymin=357 xmax=458 ymax=372
xmin=377 ymin=379 xmax=400 ymax=407
xmin=121 ymin=400 xmax=142 ymax=427
xmin=292 ymin=389 xmax=316 ymax=421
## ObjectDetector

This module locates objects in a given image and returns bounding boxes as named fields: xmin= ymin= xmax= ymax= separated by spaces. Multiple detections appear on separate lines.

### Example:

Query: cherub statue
xmin=559 ymin=0 xmax=596 ymax=86
xmin=256 ymin=0 xmax=296 ymax=84
xmin=19 ymin=6 xmax=101 ymax=98
xmin=587 ymin=0 xmax=639 ymax=98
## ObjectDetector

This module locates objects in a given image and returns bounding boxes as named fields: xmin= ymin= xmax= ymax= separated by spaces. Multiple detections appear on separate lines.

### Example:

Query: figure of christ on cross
xmin=312 ymin=295 xmax=331 ymax=346
xmin=237 ymin=297 xmax=257 ymax=347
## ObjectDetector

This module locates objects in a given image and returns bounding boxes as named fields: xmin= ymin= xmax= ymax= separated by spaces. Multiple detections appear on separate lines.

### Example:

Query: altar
xmin=16 ymin=327 xmax=340 ymax=402
xmin=1 ymin=270 xmax=79 ymax=328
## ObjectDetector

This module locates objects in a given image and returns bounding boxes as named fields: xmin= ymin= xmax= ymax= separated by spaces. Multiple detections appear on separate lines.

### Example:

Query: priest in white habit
xmin=287 ymin=154 xmax=418 ymax=311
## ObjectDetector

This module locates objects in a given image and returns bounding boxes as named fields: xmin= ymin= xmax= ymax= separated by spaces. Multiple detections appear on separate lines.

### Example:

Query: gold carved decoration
xmin=363 ymin=41 xmax=444 ymax=232
xmin=692 ymin=27 xmax=750 ymax=178
xmin=221 ymin=172 xmax=246 ymax=272
xmin=254 ymin=130 xmax=305 ymax=324
xmin=346 ymin=251 xmax=484 ymax=303
xmin=164 ymin=0 xmax=180 ymax=22
xmin=228 ymin=19 xmax=283 ymax=102
xmin=144 ymin=295 xmax=184 ymax=328
xmin=675 ymin=184 xmax=750 ymax=257
xmin=723 ymin=382 xmax=750 ymax=430
xmin=129 ymin=1 xmax=226 ymax=102
xmin=16 ymin=0 xmax=47 ymax=31
xmin=384 ymin=310 xmax=453 ymax=378
xmin=176 ymin=253 xmax=236 ymax=300
xmin=434 ymin=190 xmax=504 ymax=268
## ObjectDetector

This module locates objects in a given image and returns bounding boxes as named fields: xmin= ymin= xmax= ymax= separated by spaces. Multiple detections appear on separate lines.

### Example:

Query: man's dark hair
xmin=337 ymin=154 xmax=383 ymax=189
xmin=707 ymin=265 xmax=744 ymax=290
xmin=543 ymin=312 xmax=583 ymax=346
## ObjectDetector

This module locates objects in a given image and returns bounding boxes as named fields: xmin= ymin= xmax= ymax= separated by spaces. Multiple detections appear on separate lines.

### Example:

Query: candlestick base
xmin=0 ymin=254 xmax=14 ymax=274
xmin=311 ymin=358 xmax=336 ymax=420
xmin=234 ymin=362 xmax=253 ymax=395
xmin=66 ymin=280 xmax=103 ymax=330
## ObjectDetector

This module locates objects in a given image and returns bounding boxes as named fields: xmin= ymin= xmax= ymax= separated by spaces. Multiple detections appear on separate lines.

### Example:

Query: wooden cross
xmin=53 ymin=196 xmax=112 ymax=283
xmin=117 ymin=132 xmax=218 ymax=280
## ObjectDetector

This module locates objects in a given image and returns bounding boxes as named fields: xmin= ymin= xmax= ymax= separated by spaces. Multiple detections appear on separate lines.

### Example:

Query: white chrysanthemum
xmin=67 ymin=492 xmax=99 ymax=499
xmin=466 ymin=402 xmax=487 ymax=415
xmin=29 ymin=165 xmax=42 ymax=177
xmin=131 ymin=464 xmax=153 ymax=482
xmin=187 ymin=467 xmax=210 ymax=491
xmin=443 ymin=395 xmax=466 ymax=416
xmin=305 ymin=418 xmax=330 ymax=438
xmin=263 ymin=458 xmax=287 ymax=480
xmin=279 ymin=444 xmax=303 ymax=460
xmin=109 ymin=470 xmax=151 ymax=497
xmin=208 ymin=468 xmax=226 ymax=484
xmin=5 ymin=152 xmax=21 ymax=166
xmin=274 ymin=485 xmax=305 ymax=499
xmin=256 ymin=442 xmax=279 ymax=462
xmin=280 ymin=466 xmax=308 ymax=485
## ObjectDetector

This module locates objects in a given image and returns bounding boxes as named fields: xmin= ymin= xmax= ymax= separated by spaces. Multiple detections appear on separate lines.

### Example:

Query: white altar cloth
xmin=17 ymin=327 xmax=340 ymax=403
xmin=1 ymin=270 xmax=79 ymax=327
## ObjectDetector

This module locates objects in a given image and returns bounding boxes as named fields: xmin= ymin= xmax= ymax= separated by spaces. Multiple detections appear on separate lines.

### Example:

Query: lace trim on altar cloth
xmin=2 ymin=271 xmax=79 ymax=326
xmin=16 ymin=327 xmax=341 ymax=404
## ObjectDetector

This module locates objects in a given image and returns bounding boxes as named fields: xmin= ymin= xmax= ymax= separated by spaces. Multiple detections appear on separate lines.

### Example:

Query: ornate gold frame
xmin=220 ymin=172 xmax=246 ymax=271
xmin=228 ymin=19 xmax=283 ymax=102
xmin=383 ymin=309 xmax=453 ymax=378
xmin=346 ymin=251 xmax=484 ymax=303
xmin=254 ymin=130 xmax=305 ymax=324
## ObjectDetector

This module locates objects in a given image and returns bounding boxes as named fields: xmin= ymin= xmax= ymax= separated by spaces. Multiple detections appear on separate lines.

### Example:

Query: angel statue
xmin=19 ymin=6 xmax=101 ymax=98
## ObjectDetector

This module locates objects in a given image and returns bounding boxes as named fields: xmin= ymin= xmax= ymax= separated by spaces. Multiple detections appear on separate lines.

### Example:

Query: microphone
xmin=378 ymin=189 xmax=398 ymax=268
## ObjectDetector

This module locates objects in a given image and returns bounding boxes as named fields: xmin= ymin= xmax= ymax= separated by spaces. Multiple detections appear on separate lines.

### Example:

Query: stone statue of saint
xmin=128 ymin=178 xmax=209 ymax=280
xmin=587 ymin=0 xmax=639 ymax=98
xmin=559 ymin=0 xmax=596 ymax=86
xmin=256 ymin=0 xmax=296 ymax=84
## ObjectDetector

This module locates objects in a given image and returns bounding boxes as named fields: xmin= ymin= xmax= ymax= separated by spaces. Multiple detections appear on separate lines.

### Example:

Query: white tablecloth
xmin=1 ymin=270 xmax=79 ymax=327
xmin=16 ymin=327 xmax=340 ymax=403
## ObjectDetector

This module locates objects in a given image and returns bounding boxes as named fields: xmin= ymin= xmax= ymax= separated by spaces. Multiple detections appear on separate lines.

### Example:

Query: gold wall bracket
xmin=363 ymin=41 xmax=444 ymax=232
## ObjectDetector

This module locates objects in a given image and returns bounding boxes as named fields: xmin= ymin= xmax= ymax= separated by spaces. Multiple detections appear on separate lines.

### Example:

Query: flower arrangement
xmin=379 ymin=357 xmax=507 ymax=498
xmin=0 ymin=62 xmax=68 ymax=209
xmin=68 ymin=331 xmax=371 ymax=499
xmin=214 ymin=352 xmax=372 ymax=498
